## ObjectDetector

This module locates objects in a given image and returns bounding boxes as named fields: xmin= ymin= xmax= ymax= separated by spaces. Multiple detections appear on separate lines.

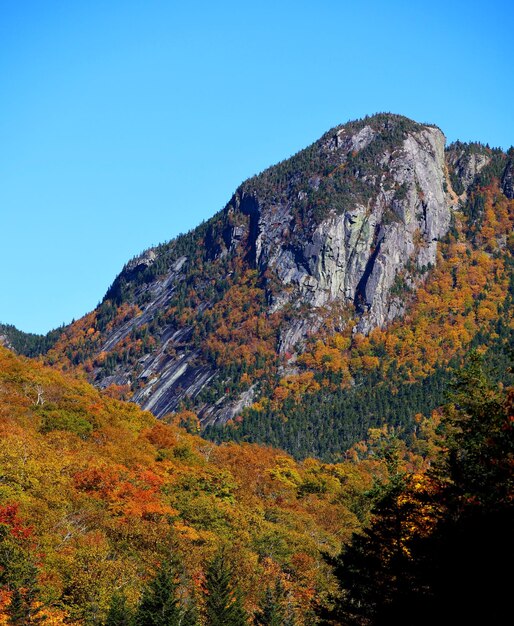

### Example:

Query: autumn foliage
xmin=0 ymin=346 xmax=398 ymax=624
xmin=261 ymin=182 xmax=513 ymax=413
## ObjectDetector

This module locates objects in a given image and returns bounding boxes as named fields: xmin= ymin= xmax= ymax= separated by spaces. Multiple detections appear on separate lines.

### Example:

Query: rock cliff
xmin=224 ymin=120 xmax=451 ymax=337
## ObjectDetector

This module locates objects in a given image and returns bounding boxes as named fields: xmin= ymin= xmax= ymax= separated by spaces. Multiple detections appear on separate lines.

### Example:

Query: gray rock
xmin=502 ymin=160 xmax=514 ymax=199
xmin=229 ymin=125 xmax=449 ymax=338
xmin=446 ymin=145 xmax=491 ymax=196
xmin=125 ymin=249 xmax=157 ymax=272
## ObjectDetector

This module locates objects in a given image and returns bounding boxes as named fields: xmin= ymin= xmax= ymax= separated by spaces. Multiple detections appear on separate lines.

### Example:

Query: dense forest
xmin=0 ymin=345 xmax=378 ymax=624
xmin=0 ymin=346 xmax=512 ymax=624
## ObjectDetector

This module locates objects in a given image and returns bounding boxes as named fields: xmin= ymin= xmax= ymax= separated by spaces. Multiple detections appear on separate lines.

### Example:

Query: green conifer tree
xmin=205 ymin=551 xmax=248 ymax=626
xmin=6 ymin=584 xmax=44 ymax=626
xmin=0 ymin=523 xmax=43 ymax=625
xmin=135 ymin=559 xmax=183 ymax=626
xmin=105 ymin=591 xmax=134 ymax=626
xmin=180 ymin=594 xmax=200 ymax=626
xmin=410 ymin=353 xmax=514 ymax=624
xmin=326 ymin=353 xmax=514 ymax=625
xmin=254 ymin=581 xmax=289 ymax=626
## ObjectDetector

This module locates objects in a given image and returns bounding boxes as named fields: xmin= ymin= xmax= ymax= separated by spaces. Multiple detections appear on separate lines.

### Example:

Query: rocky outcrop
xmin=125 ymin=249 xmax=157 ymax=273
xmin=225 ymin=122 xmax=451 ymax=338
xmin=452 ymin=153 xmax=490 ymax=193
xmin=445 ymin=142 xmax=492 ymax=197
xmin=502 ymin=159 xmax=514 ymax=199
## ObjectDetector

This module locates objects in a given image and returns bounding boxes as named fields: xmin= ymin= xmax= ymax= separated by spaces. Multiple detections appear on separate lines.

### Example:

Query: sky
xmin=1 ymin=0 xmax=513 ymax=334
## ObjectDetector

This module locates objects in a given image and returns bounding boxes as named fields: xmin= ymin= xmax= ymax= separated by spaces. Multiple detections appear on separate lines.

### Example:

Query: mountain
xmin=0 ymin=328 xmax=511 ymax=624
xmin=2 ymin=113 xmax=513 ymax=459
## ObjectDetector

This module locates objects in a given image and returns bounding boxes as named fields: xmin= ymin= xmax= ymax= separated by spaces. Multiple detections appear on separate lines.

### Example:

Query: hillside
xmin=0 ymin=347 xmax=511 ymax=624
xmin=0 ymin=345 xmax=387 ymax=623
xmin=2 ymin=113 xmax=513 ymax=459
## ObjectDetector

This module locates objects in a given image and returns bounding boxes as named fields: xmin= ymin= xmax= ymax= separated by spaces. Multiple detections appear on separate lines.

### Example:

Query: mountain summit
xmin=97 ymin=114 xmax=454 ymax=417
xmin=224 ymin=114 xmax=450 ymax=334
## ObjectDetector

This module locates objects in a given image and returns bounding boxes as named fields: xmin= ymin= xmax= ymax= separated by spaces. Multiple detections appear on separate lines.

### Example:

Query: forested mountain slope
xmin=2 ymin=113 xmax=513 ymax=459
xmin=0 ymin=347 xmax=511 ymax=624
xmin=0 ymin=345 xmax=380 ymax=623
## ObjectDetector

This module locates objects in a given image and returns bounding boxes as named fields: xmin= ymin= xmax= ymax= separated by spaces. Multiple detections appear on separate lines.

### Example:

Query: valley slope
xmin=0 ymin=344 xmax=386 ymax=623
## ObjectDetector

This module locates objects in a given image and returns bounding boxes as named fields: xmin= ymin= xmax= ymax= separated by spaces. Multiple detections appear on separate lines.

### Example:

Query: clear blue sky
xmin=1 ymin=0 xmax=513 ymax=334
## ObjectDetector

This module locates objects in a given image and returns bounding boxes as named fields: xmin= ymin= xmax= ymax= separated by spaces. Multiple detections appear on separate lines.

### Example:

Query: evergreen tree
xmin=180 ymin=594 xmax=200 ymax=626
xmin=441 ymin=351 xmax=514 ymax=509
xmin=205 ymin=551 xmax=248 ymax=626
xmin=254 ymin=580 xmax=292 ymax=626
xmin=6 ymin=583 xmax=44 ymax=626
xmin=330 ymin=474 xmax=423 ymax=625
xmin=135 ymin=559 xmax=184 ymax=626
xmin=0 ymin=520 xmax=43 ymax=625
xmin=406 ymin=354 xmax=514 ymax=624
xmin=105 ymin=591 xmax=134 ymax=626
xmin=327 ymin=354 xmax=514 ymax=625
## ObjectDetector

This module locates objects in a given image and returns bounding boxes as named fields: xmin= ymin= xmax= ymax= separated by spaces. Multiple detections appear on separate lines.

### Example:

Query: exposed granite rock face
xmin=445 ymin=143 xmax=491 ymax=197
xmin=125 ymin=249 xmax=157 ymax=273
xmin=502 ymin=159 xmax=514 ymax=199
xmin=224 ymin=124 xmax=450 ymax=338
xmin=453 ymin=153 xmax=490 ymax=192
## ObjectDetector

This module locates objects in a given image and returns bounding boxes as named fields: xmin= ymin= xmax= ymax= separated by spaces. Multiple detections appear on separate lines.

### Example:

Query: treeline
xmin=205 ymin=320 xmax=513 ymax=461
xmin=0 ymin=538 xmax=296 ymax=625
xmin=204 ymin=367 xmax=450 ymax=460
xmin=0 ymin=323 xmax=62 ymax=358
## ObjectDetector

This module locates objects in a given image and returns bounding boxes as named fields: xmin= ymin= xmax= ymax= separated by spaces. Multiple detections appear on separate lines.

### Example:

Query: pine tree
xmin=105 ymin=591 xmax=134 ymax=626
xmin=0 ymin=523 xmax=43 ymax=626
xmin=326 ymin=433 xmax=428 ymax=625
xmin=205 ymin=551 xmax=248 ymax=626
xmin=254 ymin=581 xmax=289 ymax=626
xmin=180 ymin=594 xmax=200 ymax=626
xmin=332 ymin=477 xmax=421 ymax=624
xmin=442 ymin=351 xmax=513 ymax=508
xmin=135 ymin=559 xmax=183 ymax=626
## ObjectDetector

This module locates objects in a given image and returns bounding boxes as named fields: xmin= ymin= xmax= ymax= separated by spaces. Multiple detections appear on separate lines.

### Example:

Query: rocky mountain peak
xmin=5 ymin=113 xmax=512 ymax=431
xmin=219 ymin=114 xmax=450 ymax=338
